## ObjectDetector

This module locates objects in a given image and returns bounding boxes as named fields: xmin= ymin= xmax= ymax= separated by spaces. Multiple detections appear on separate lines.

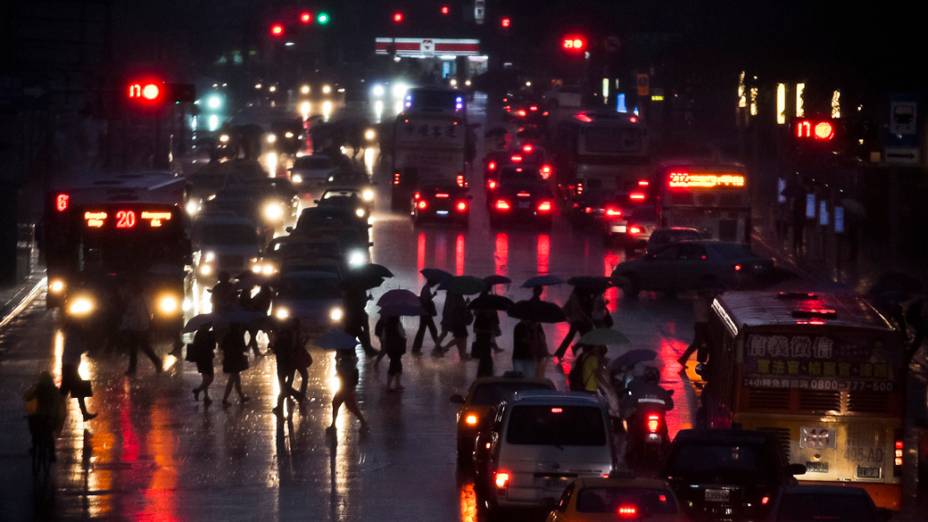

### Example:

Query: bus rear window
xmin=506 ymin=405 xmax=606 ymax=446
xmin=581 ymin=127 xmax=642 ymax=154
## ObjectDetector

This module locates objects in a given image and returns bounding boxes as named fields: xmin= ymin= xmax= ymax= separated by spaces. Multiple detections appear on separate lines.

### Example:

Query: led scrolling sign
xmin=668 ymin=171 xmax=746 ymax=190
xmin=83 ymin=210 xmax=173 ymax=229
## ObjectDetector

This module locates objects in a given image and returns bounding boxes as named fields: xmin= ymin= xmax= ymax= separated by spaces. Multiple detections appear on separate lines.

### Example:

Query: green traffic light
xmin=317 ymin=12 xmax=330 ymax=25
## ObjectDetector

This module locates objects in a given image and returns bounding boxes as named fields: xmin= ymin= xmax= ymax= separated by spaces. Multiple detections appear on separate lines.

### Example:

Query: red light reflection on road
xmin=658 ymin=335 xmax=693 ymax=437
xmin=435 ymin=235 xmax=448 ymax=268
xmin=417 ymin=231 xmax=427 ymax=287
xmin=603 ymin=250 xmax=620 ymax=312
xmin=536 ymin=233 xmax=551 ymax=274
xmin=145 ymin=404 xmax=178 ymax=522
xmin=455 ymin=233 xmax=466 ymax=275
xmin=459 ymin=481 xmax=478 ymax=522
xmin=494 ymin=232 xmax=509 ymax=276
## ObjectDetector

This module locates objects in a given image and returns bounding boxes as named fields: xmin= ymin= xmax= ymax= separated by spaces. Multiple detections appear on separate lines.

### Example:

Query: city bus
xmin=43 ymin=172 xmax=191 ymax=338
xmin=656 ymin=161 xmax=750 ymax=243
xmin=703 ymin=291 xmax=905 ymax=510
xmin=390 ymin=113 xmax=468 ymax=211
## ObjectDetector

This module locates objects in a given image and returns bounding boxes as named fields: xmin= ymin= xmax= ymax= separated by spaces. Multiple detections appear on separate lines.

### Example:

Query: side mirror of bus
xmin=786 ymin=463 xmax=806 ymax=476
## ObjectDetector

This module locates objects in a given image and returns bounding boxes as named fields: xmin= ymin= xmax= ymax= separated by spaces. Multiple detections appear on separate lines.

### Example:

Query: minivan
xmin=478 ymin=391 xmax=615 ymax=515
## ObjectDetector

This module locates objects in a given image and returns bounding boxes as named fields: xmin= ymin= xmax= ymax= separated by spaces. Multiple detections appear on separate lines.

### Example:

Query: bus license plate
xmin=436 ymin=210 xmax=449 ymax=216
xmin=805 ymin=461 xmax=829 ymax=473
xmin=518 ymin=201 xmax=531 ymax=209
xmin=857 ymin=466 xmax=882 ymax=479
xmin=704 ymin=489 xmax=730 ymax=502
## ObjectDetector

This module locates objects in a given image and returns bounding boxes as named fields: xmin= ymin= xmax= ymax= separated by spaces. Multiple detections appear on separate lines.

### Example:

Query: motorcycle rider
xmin=620 ymin=366 xmax=674 ymax=467
xmin=621 ymin=366 xmax=674 ymax=418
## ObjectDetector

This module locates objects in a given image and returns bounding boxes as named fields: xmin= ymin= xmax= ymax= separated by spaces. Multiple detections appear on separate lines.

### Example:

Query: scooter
xmin=623 ymin=399 xmax=671 ymax=468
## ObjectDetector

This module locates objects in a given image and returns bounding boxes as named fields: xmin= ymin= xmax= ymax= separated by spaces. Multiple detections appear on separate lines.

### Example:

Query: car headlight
xmin=185 ymin=199 xmax=201 ymax=217
xmin=66 ymin=295 xmax=95 ymax=317
xmin=49 ymin=278 xmax=66 ymax=295
xmin=156 ymin=294 xmax=181 ymax=316
xmin=261 ymin=262 xmax=277 ymax=276
xmin=262 ymin=201 xmax=285 ymax=223
xmin=328 ymin=306 xmax=344 ymax=323
xmin=347 ymin=250 xmax=367 ymax=268
xmin=464 ymin=413 xmax=480 ymax=427
xmin=204 ymin=251 xmax=216 ymax=263
xmin=266 ymin=133 xmax=277 ymax=144
xmin=199 ymin=264 xmax=213 ymax=277
xmin=292 ymin=173 xmax=303 ymax=184
xmin=284 ymin=131 xmax=294 ymax=139
xmin=364 ymin=128 xmax=377 ymax=142
xmin=322 ymin=84 xmax=332 ymax=95
xmin=274 ymin=307 xmax=290 ymax=321
xmin=361 ymin=188 xmax=375 ymax=202
xmin=355 ymin=207 xmax=367 ymax=218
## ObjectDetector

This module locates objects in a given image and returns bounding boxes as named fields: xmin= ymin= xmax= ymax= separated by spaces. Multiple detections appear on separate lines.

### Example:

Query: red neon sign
xmin=795 ymin=119 xmax=835 ymax=141
xmin=127 ymin=80 xmax=163 ymax=104
xmin=115 ymin=210 xmax=137 ymax=229
xmin=668 ymin=171 xmax=746 ymax=189
xmin=562 ymin=35 xmax=587 ymax=52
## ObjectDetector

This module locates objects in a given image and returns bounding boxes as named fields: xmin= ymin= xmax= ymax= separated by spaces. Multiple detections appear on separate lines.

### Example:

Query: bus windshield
xmin=581 ymin=126 xmax=644 ymax=155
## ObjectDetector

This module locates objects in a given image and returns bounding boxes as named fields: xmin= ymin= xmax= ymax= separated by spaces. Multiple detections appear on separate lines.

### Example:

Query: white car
xmin=480 ymin=391 xmax=616 ymax=514
xmin=271 ymin=271 xmax=345 ymax=336
xmin=289 ymin=155 xmax=338 ymax=189
xmin=192 ymin=214 xmax=262 ymax=281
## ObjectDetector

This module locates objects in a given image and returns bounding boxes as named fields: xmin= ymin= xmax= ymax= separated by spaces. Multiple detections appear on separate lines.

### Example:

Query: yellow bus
xmin=703 ymin=291 xmax=905 ymax=510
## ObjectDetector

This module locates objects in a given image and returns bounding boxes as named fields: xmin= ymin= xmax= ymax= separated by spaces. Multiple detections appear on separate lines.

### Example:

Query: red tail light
xmin=761 ymin=496 xmax=770 ymax=506
xmin=516 ymin=191 xmax=531 ymax=198
xmin=734 ymin=263 xmax=743 ymax=272
xmin=487 ymin=179 xmax=498 ymax=190
xmin=456 ymin=174 xmax=466 ymax=188
xmin=529 ymin=105 xmax=538 ymax=111
xmin=895 ymin=438 xmax=904 ymax=474
xmin=629 ymin=192 xmax=646 ymax=201
xmin=495 ymin=200 xmax=511 ymax=211
xmin=455 ymin=200 xmax=468 ymax=213
xmin=413 ymin=191 xmax=421 ymax=200
xmin=617 ymin=504 xmax=639 ymax=519
xmin=503 ymin=105 xmax=511 ymax=112
xmin=511 ymin=154 xmax=523 ymax=163
xmin=488 ymin=161 xmax=497 ymax=171
xmin=606 ymin=207 xmax=622 ymax=217
xmin=646 ymin=414 xmax=660 ymax=433
xmin=515 ymin=109 xmax=527 ymax=117
xmin=434 ymin=192 xmax=450 ymax=199
xmin=540 ymin=164 xmax=553 ymax=179
xmin=417 ymin=200 xmax=428 ymax=210
xmin=537 ymin=201 xmax=553 ymax=213
xmin=583 ymin=207 xmax=593 ymax=214
xmin=638 ymin=179 xmax=650 ymax=187
xmin=629 ymin=225 xmax=642 ymax=235
xmin=392 ymin=171 xmax=401 ymax=185
xmin=629 ymin=115 xmax=639 ymax=123
xmin=576 ymin=182 xmax=584 ymax=195
xmin=494 ymin=471 xmax=511 ymax=490
xmin=522 ymin=143 xmax=534 ymax=153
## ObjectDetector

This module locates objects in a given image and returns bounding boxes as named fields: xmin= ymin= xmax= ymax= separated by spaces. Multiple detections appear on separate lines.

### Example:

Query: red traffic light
xmin=562 ymin=35 xmax=587 ymax=52
xmin=794 ymin=119 xmax=835 ymax=141
xmin=270 ymin=22 xmax=285 ymax=37
xmin=500 ymin=17 xmax=512 ymax=28
xmin=440 ymin=5 xmax=450 ymax=15
xmin=127 ymin=80 xmax=164 ymax=104
xmin=299 ymin=11 xmax=313 ymax=24
xmin=392 ymin=11 xmax=405 ymax=23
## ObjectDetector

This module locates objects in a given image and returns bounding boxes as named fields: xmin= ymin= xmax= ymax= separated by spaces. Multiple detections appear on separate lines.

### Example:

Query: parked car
xmin=611 ymin=240 xmax=774 ymax=297
xmin=663 ymin=429 xmax=806 ymax=522
xmin=766 ymin=485 xmax=891 ymax=522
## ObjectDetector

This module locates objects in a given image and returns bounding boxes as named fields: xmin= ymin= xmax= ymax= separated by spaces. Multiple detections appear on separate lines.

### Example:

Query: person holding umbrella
xmin=220 ymin=323 xmax=249 ymax=407
xmin=411 ymin=279 xmax=440 ymax=355
xmin=272 ymin=317 xmax=311 ymax=416
xmin=187 ymin=323 xmax=217 ymax=406
xmin=343 ymin=285 xmax=377 ymax=357
xmin=241 ymin=282 xmax=272 ymax=357
xmin=381 ymin=314 xmax=407 ymax=391
xmin=327 ymin=347 xmax=370 ymax=434
xmin=512 ymin=318 xmax=546 ymax=378
xmin=554 ymin=287 xmax=595 ymax=360
xmin=436 ymin=276 xmax=484 ymax=360
xmin=484 ymin=275 xmax=511 ymax=353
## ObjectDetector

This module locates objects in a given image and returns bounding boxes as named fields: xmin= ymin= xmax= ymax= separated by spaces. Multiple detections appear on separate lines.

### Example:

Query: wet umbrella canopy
xmin=421 ymin=268 xmax=454 ymax=285
xmin=440 ymin=276 xmax=486 ymax=295
xmin=379 ymin=302 xmax=424 ymax=317
xmin=508 ymin=299 xmax=567 ymax=323
xmin=468 ymin=294 xmax=514 ymax=311
xmin=483 ymin=274 xmax=512 ymax=286
xmin=376 ymin=289 xmax=420 ymax=307
xmin=521 ymin=275 xmax=564 ymax=288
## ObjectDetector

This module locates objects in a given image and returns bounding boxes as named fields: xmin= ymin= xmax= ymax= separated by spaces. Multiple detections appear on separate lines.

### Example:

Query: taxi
xmin=546 ymin=476 xmax=686 ymax=522
xmin=449 ymin=373 xmax=555 ymax=464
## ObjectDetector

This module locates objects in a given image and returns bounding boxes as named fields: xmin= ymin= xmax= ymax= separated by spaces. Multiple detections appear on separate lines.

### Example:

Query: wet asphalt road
xmin=0 ymin=102 xmax=701 ymax=521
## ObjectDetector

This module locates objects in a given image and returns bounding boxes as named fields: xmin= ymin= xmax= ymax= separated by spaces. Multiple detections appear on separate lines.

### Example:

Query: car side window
xmin=653 ymin=245 xmax=679 ymax=260
xmin=678 ymin=244 xmax=708 ymax=260
xmin=557 ymin=483 xmax=575 ymax=512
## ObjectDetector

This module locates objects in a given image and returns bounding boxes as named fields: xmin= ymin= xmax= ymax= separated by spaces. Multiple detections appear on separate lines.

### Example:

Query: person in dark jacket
xmin=344 ymin=287 xmax=377 ymax=356
xmin=221 ymin=324 xmax=249 ymax=406
xmin=436 ymin=291 xmax=471 ymax=360
xmin=472 ymin=306 xmax=497 ymax=377
xmin=327 ymin=350 xmax=369 ymax=433
xmin=210 ymin=272 xmax=238 ymax=313
xmin=188 ymin=325 xmax=217 ymax=406
xmin=411 ymin=281 xmax=440 ymax=354
xmin=512 ymin=319 xmax=543 ymax=377
xmin=382 ymin=315 xmax=407 ymax=391
xmin=272 ymin=318 xmax=312 ymax=416
xmin=241 ymin=283 xmax=272 ymax=356
xmin=554 ymin=288 xmax=594 ymax=359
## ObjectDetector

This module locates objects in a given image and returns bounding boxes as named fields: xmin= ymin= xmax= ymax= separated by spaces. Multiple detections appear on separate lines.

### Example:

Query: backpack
xmin=568 ymin=353 xmax=588 ymax=391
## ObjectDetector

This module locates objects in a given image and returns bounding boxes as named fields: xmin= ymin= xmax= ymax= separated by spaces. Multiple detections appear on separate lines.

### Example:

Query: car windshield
xmin=295 ymin=157 xmax=332 ymax=170
xmin=277 ymin=277 xmax=342 ymax=299
xmin=776 ymin=493 xmax=873 ymax=521
xmin=409 ymin=89 xmax=458 ymax=110
xmin=710 ymin=243 xmax=754 ymax=259
xmin=506 ymin=405 xmax=606 ymax=446
xmin=576 ymin=487 xmax=678 ymax=515
xmin=323 ymin=190 xmax=358 ymax=199
xmin=194 ymin=224 xmax=257 ymax=244
xmin=666 ymin=443 xmax=776 ymax=482
xmin=471 ymin=382 xmax=552 ymax=405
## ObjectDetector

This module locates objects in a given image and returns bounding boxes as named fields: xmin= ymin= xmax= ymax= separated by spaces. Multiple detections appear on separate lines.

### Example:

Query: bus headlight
xmin=261 ymin=262 xmax=277 ymax=277
xmin=185 ymin=198 xmax=202 ymax=217
xmin=262 ymin=201 xmax=285 ymax=223
xmin=364 ymin=128 xmax=377 ymax=142
xmin=355 ymin=207 xmax=367 ymax=218
xmin=347 ymin=250 xmax=367 ymax=267
xmin=156 ymin=293 xmax=181 ymax=317
xmin=361 ymin=188 xmax=375 ymax=202
xmin=49 ymin=278 xmax=66 ymax=295
xmin=66 ymin=295 xmax=96 ymax=317
xmin=199 ymin=264 xmax=213 ymax=277
xmin=266 ymin=133 xmax=277 ymax=145
xmin=204 ymin=251 xmax=216 ymax=263
xmin=291 ymin=173 xmax=303 ymax=184
xmin=274 ymin=307 xmax=291 ymax=321
xmin=328 ymin=306 xmax=344 ymax=323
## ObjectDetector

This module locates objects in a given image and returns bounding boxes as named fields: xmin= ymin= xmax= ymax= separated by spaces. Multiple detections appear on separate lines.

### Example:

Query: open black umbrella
xmin=377 ymin=289 xmax=420 ymax=307
xmin=421 ymin=268 xmax=454 ymax=285
xmin=567 ymin=276 xmax=613 ymax=291
xmin=484 ymin=275 xmax=512 ymax=286
xmin=521 ymin=275 xmax=564 ymax=288
xmin=352 ymin=263 xmax=393 ymax=279
xmin=508 ymin=299 xmax=567 ymax=323
xmin=441 ymin=276 xmax=487 ymax=295
xmin=469 ymin=294 xmax=514 ymax=311
xmin=379 ymin=301 xmax=425 ymax=317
